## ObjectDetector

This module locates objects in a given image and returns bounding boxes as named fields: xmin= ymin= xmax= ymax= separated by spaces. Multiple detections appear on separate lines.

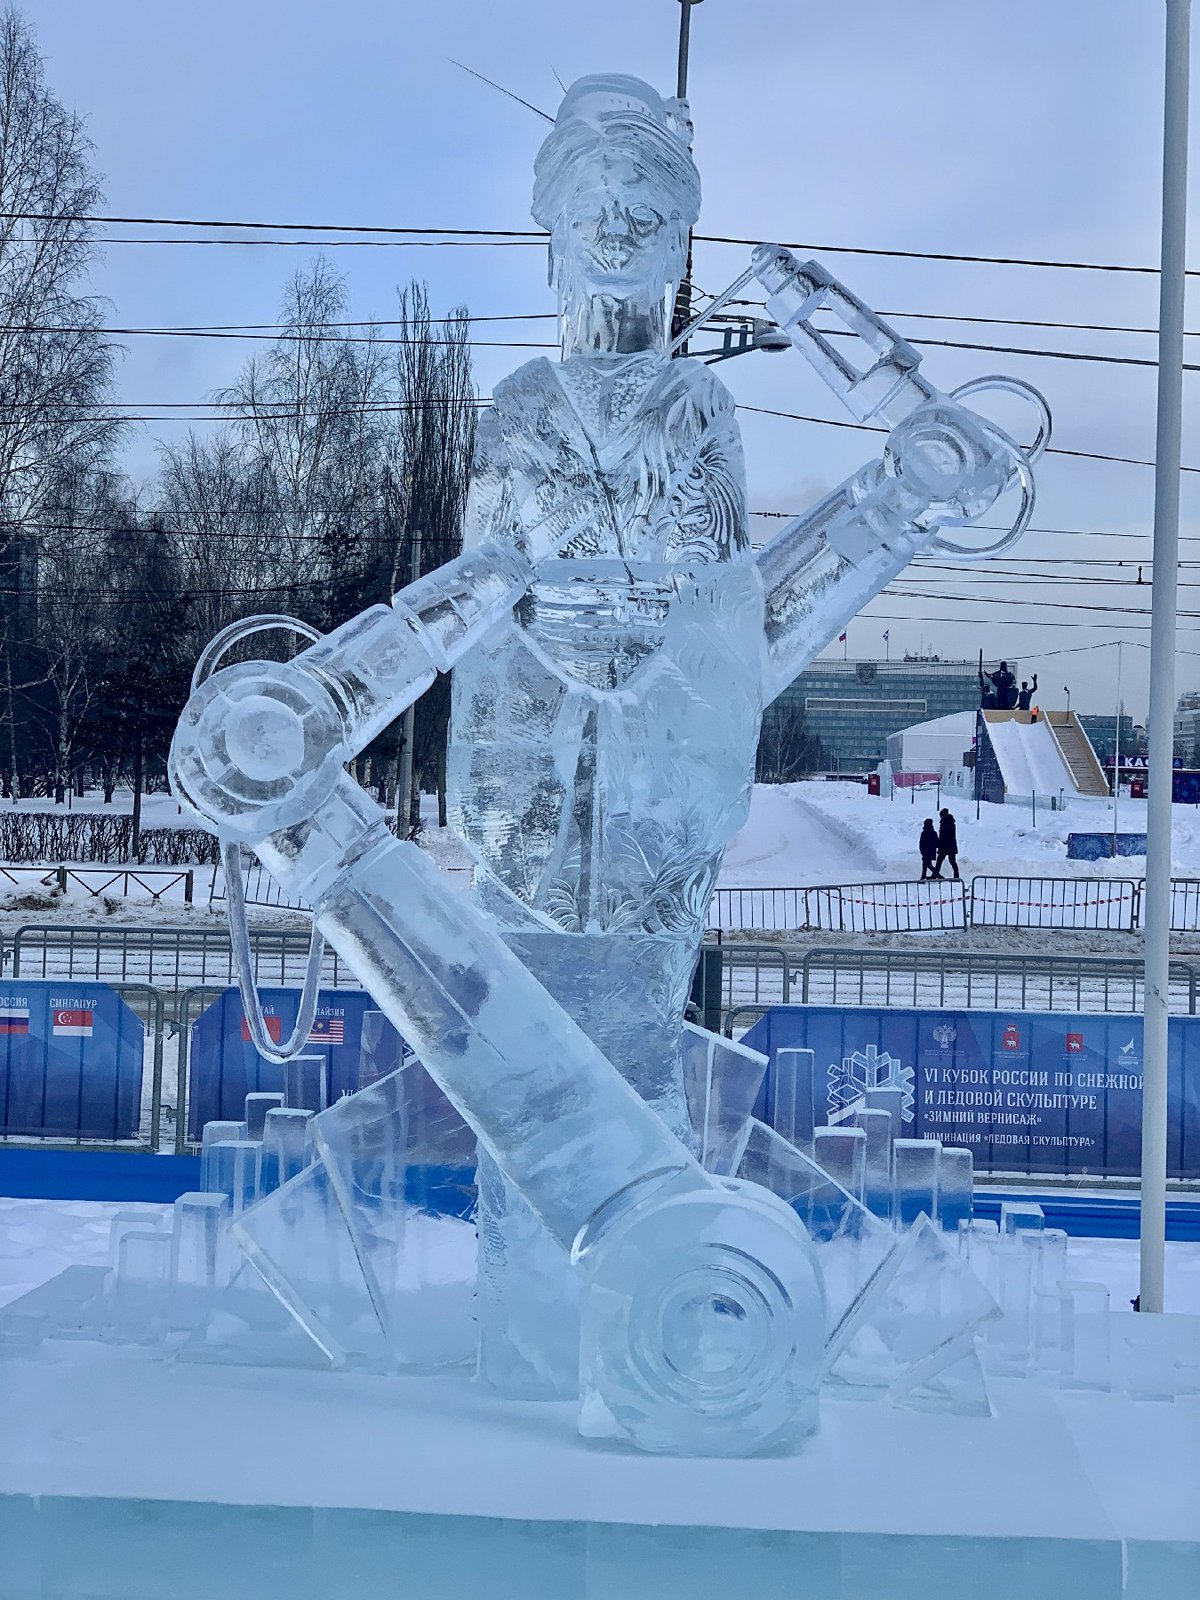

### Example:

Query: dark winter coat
xmin=938 ymin=813 xmax=958 ymax=852
xmin=919 ymin=823 xmax=938 ymax=862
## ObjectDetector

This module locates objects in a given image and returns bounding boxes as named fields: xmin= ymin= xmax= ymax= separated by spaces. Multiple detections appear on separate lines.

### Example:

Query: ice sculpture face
xmin=534 ymin=73 xmax=698 ymax=353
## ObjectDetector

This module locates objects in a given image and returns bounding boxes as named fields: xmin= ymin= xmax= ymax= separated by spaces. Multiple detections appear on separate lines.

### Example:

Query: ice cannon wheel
xmin=574 ymin=1177 xmax=827 ymax=1456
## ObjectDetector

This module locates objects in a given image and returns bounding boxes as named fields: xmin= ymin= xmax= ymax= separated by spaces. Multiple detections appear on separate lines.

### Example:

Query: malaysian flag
xmin=242 ymin=1014 xmax=283 ymax=1044
xmin=52 ymin=1008 xmax=93 ymax=1038
xmin=0 ymin=1003 xmax=29 ymax=1036
xmin=308 ymin=1016 xmax=345 ymax=1045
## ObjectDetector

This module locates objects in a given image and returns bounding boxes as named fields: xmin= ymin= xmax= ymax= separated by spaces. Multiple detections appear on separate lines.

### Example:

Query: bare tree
xmin=0 ymin=6 xmax=122 ymax=792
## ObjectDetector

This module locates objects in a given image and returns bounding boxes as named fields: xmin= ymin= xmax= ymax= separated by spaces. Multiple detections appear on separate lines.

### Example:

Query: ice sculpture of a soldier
xmin=170 ymin=73 xmax=1048 ymax=1456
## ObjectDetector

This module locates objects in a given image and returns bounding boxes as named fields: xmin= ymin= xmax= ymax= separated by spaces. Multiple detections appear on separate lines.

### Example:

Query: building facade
xmin=757 ymin=657 xmax=1016 ymax=779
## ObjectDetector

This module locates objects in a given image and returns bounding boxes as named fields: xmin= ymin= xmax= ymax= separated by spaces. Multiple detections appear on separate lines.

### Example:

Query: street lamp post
xmin=1141 ymin=0 xmax=1192 ymax=1315
xmin=671 ymin=1 xmax=704 ymax=355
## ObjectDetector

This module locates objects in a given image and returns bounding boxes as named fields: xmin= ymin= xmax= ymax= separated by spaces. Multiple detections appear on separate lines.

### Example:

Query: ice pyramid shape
xmin=824 ymin=1214 xmax=1001 ymax=1403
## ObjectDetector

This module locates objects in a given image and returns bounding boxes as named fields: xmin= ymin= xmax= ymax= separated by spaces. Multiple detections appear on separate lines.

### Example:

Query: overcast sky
xmin=29 ymin=0 xmax=1199 ymax=718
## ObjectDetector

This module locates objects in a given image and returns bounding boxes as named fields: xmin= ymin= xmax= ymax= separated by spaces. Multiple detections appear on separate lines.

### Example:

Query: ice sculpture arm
xmin=747 ymin=246 xmax=1048 ymax=703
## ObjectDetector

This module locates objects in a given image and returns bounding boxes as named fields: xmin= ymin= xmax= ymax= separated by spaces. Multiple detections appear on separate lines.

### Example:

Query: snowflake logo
xmin=826 ymin=1043 xmax=914 ymax=1124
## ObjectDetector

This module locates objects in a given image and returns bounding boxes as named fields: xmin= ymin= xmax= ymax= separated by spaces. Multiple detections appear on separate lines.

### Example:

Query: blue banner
xmin=0 ymin=981 xmax=145 ymax=1140
xmin=744 ymin=1006 xmax=1200 ymax=1180
xmin=187 ymin=988 xmax=398 ymax=1140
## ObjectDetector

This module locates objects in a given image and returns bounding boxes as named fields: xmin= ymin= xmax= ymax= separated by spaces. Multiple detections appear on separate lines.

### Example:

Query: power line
xmin=735 ymin=404 xmax=1200 ymax=474
xmin=8 ymin=211 xmax=1198 ymax=277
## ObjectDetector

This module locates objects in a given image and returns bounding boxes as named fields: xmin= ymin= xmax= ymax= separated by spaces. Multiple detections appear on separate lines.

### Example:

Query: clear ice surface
xmin=935 ymin=1146 xmax=973 ymax=1233
xmin=284 ymin=1054 xmax=327 ymax=1114
xmin=243 ymin=1092 xmax=284 ymax=1141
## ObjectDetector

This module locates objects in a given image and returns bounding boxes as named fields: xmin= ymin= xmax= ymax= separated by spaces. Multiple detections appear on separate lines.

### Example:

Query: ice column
xmin=200 ymin=1120 xmax=247 ymax=1190
xmin=769 ymin=1049 xmax=816 ymax=1149
xmin=284 ymin=1055 xmax=327 ymax=1115
xmin=936 ymin=1146 xmax=973 ymax=1233
xmin=851 ymin=1107 xmax=893 ymax=1218
xmin=170 ymin=1191 xmax=231 ymax=1326
xmin=892 ymin=1139 xmax=940 ymax=1228
xmin=865 ymin=1085 xmax=907 ymax=1145
xmin=109 ymin=1230 xmax=172 ymax=1342
xmin=262 ymin=1108 xmax=313 ymax=1193
xmin=1001 ymin=1201 xmax=1045 ymax=1236
xmin=244 ymin=1092 xmax=285 ymax=1140
xmin=208 ymin=1139 xmax=262 ymax=1214
xmin=813 ymin=1126 xmax=866 ymax=1203
xmin=1059 ymin=1281 xmax=1111 ymax=1391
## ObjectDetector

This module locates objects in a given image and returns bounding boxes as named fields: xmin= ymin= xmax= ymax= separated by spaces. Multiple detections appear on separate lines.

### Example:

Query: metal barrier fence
xmin=7 ymin=923 xmax=359 ymax=989
xmin=707 ymin=886 xmax=804 ymax=933
xmin=207 ymin=858 xmax=308 ymax=912
xmin=804 ymin=879 xmax=967 ymax=933
xmin=970 ymin=875 xmax=1139 ymax=931
xmin=1170 ymin=879 xmax=1200 ymax=932
xmin=709 ymin=874 xmax=1200 ymax=934
xmin=795 ymin=946 xmax=1199 ymax=1017
xmin=1 ymin=865 xmax=197 ymax=901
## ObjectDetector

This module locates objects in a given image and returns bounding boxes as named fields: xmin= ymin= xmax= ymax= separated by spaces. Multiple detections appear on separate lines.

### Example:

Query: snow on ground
xmin=2 ymin=1195 xmax=1198 ymax=1316
xmin=721 ymin=780 xmax=1200 ymax=889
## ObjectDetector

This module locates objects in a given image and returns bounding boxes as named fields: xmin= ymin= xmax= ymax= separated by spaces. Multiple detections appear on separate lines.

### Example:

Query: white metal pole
xmin=1141 ymin=0 xmax=1191 ymax=1315
xmin=1113 ymin=640 xmax=1123 ymax=846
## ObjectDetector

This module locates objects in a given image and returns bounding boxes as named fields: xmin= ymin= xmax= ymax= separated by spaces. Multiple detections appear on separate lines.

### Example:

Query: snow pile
xmin=721 ymin=781 xmax=1200 ymax=889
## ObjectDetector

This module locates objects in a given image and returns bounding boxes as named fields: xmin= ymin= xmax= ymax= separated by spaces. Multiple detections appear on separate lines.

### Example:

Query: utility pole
xmin=670 ymin=1 xmax=704 ymax=355
xmin=397 ymin=529 xmax=422 ymax=836
xmin=1141 ymin=0 xmax=1191 ymax=1315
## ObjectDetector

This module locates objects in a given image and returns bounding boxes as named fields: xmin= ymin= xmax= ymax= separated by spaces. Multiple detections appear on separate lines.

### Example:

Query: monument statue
xmin=168 ymin=74 xmax=1048 ymax=1454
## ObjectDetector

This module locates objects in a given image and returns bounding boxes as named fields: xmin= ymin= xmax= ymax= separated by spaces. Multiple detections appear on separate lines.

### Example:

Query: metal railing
xmin=970 ymin=875 xmax=1140 ymax=931
xmin=805 ymin=879 xmax=967 ymax=933
xmin=8 ymin=923 xmax=359 ymax=990
xmin=709 ymin=873 xmax=1200 ymax=935
xmin=1 ymin=864 xmax=197 ymax=901
xmin=708 ymin=886 xmax=804 ymax=933
xmin=208 ymin=858 xmax=309 ymax=912
xmin=795 ymin=946 xmax=1199 ymax=1017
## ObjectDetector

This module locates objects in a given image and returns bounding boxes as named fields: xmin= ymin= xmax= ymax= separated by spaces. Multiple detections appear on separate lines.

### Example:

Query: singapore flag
xmin=53 ymin=1008 xmax=94 ymax=1038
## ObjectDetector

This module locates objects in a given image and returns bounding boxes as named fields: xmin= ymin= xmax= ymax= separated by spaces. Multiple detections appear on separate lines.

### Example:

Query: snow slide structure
xmin=977 ymin=709 xmax=1110 ymax=804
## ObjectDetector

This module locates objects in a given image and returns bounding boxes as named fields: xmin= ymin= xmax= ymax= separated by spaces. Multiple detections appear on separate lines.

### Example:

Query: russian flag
xmin=52 ymin=1008 xmax=93 ymax=1037
xmin=0 ymin=1004 xmax=29 ymax=1036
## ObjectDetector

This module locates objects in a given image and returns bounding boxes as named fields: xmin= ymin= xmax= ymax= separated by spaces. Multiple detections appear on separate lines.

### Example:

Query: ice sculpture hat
xmin=532 ymin=74 xmax=701 ymax=234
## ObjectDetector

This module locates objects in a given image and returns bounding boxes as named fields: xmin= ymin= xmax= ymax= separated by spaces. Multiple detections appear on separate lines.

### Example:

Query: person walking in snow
xmin=919 ymin=818 xmax=939 ymax=880
xmin=934 ymin=808 xmax=960 ymax=880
